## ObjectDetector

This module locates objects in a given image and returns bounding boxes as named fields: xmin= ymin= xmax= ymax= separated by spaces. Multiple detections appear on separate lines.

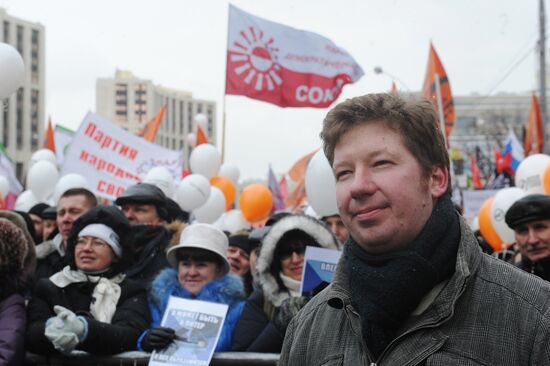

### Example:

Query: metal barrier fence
xmin=24 ymin=351 xmax=280 ymax=366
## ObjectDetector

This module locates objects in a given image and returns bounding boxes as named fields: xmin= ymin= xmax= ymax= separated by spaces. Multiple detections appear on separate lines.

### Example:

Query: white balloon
xmin=176 ymin=174 xmax=211 ymax=211
xmin=30 ymin=149 xmax=57 ymax=167
xmin=219 ymin=163 xmax=240 ymax=185
xmin=53 ymin=173 xmax=91 ymax=204
xmin=14 ymin=190 xmax=38 ymax=212
xmin=0 ymin=43 xmax=25 ymax=99
xmin=194 ymin=113 xmax=208 ymax=131
xmin=26 ymin=160 xmax=58 ymax=201
xmin=189 ymin=144 xmax=221 ymax=179
xmin=490 ymin=187 xmax=527 ymax=245
xmin=187 ymin=133 xmax=196 ymax=148
xmin=214 ymin=209 xmax=251 ymax=233
xmin=193 ymin=186 xmax=226 ymax=224
xmin=515 ymin=154 xmax=550 ymax=194
xmin=0 ymin=176 xmax=9 ymax=198
xmin=144 ymin=166 xmax=175 ymax=198
xmin=305 ymin=149 xmax=338 ymax=217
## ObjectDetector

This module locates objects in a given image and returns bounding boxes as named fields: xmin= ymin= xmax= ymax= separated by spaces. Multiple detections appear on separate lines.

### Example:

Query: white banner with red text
xmin=60 ymin=112 xmax=183 ymax=200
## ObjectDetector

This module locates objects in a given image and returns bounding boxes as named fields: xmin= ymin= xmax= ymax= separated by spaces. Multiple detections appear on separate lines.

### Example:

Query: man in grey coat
xmin=280 ymin=94 xmax=550 ymax=365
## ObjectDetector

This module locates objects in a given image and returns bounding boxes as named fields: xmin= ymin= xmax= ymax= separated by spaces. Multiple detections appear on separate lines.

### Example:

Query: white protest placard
xmin=60 ymin=112 xmax=183 ymax=200
xmin=149 ymin=297 xmax=228 ymax=366
xmin=300 ymin=246 xmax=342 ymax=297
xmin=462 ymin=189 xmax=499 ymax=220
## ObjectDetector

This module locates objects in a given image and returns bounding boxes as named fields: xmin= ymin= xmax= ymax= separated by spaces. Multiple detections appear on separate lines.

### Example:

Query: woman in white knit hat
xmin=138 ymin=223 xmax=246 ymax=353
xmin=26 ymin=206 xmax=150 ymax=356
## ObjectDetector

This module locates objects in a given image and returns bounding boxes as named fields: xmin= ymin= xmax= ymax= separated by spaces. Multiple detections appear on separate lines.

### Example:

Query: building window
xmin=16 ymin=163 xmax=23 ymax=182
xmin=3 ymin=21 xmax=9 ymax=42
xmin=197 ymin=104 xmax=203 ymax=113
xmin=172 ymin=99 xmax=176 ymax=133
xmin=3 ymin=103 xmax=8 ymax=148
xmin=16 ymin=89 xmax=23 ymax=150
xmin=16 ymin=25 xmax=24 ymax=57
xmin=134 ymin=83 xmax=147 ymax=122
xmin=30 ymin=90 xmax=39 ymax=149
xmin=187 ymin=103 xmax=193 ymax=133
xmin=115 ymin=83 xmax=128 ymax=122
xmin=31 ymin=29 xmax=39 ymax=83
xmin=179 ymin=101 xmax=184 ymax=134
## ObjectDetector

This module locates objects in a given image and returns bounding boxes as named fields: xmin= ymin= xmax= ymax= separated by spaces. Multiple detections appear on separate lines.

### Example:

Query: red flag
xmin=138 ymin=104 xmax=166 ymax=142
xmin=390 ymin=81 xmax=398 ymax=96
xmin=524 ymin=94 xmax=544 ymax=156
xmin=44 ymin=116 xmax=56 ymax=152
xmin=225 ymin=5 xmax=364 ymax=108
xmin=422 ymin=43 xmax=455 ymax=140
xmin=196 ymin=125 xmax=208 ymax=146
xmin=470 ymin=156 xmax=483 ymax=189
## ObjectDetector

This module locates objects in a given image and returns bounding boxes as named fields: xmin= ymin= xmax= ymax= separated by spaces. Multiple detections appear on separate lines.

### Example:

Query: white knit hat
xmin=166 ymin=223 xmax=230 ymax=275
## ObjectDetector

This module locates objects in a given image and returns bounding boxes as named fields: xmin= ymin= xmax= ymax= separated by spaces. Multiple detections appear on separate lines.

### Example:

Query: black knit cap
xmin=28 ymin=203 xmax=50 ymax=217
xmin=41 ymin=206 xmax=57 ymax=220
xmin=229 ymin=233 xmax=252 ymax=255
xmin=505 ymin=194 xmax=550 ymax=229
xmin=114 ymin=183 xmax=168 ymax=220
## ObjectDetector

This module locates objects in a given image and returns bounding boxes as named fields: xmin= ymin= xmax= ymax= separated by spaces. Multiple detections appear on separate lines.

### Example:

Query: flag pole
xmin=434 ymin=73 xmax=447 ymax=147
xmin=221 ymin=4 xmax=230 ymax=164
xmin=221 ymin=94 xmax=227 ymax=163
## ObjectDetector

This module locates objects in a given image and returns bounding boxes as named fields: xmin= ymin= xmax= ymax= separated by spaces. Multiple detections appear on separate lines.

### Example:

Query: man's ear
xmin=430 ymin=165 xmax=449 ymax=198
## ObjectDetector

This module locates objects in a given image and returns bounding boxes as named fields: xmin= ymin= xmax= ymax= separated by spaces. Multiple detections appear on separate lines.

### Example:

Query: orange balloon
xmin=239 ymin=184 xmax=273 ymax=222
xmin=543 ymin=165 xmax=550 ymax=194
xmin=210 ymin=176 xmax=236 ymax=209
xmin=478 ymin=197 xmax=503 ymax=252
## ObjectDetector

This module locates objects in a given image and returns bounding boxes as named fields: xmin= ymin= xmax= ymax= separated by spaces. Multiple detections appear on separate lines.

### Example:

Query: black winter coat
xmin=125 ymin=225 xmax=170 ymax=284
xmin=231 ymin=289 xmax=284 ymax=352
xmin=26 ymin=277 xmax=150 ymax=355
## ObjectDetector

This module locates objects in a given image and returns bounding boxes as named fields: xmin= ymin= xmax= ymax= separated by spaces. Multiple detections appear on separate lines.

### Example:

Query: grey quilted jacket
xmin=280 ymin=219 xmax=550 ymax=365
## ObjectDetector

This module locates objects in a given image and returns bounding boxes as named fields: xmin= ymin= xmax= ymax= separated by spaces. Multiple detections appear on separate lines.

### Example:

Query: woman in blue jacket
xmin=139 ymin=223 xmax=246 ymax=352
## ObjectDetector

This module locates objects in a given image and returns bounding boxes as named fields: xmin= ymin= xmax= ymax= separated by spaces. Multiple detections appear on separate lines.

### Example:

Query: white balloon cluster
xmin=0 ymin=43 xmax=25 ymax=99
xmin=305 ymin=149 xmax=338 ymax=218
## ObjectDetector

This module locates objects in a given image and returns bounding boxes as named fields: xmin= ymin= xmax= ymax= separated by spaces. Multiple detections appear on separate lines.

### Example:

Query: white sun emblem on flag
xmin=230 ymin=27 xmax=282 ymax=91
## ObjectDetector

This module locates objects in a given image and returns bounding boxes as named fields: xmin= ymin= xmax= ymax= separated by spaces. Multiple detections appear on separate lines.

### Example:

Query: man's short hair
xmin=59 ymin=188 xmax=98 ymax=208
xmin=320 ymin=93 xmax=450 ymax=195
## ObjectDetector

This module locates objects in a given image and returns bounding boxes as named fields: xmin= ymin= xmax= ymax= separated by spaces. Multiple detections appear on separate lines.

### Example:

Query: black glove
xmin=273 ymin=296 xmax=309 ymax=334
xmin=141 ymin=327 xmax=175 ymax=352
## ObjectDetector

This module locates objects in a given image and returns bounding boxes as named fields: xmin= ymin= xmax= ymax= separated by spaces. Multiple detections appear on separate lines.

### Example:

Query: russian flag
xmin=501 ymin=129 xmax=524 ymax=174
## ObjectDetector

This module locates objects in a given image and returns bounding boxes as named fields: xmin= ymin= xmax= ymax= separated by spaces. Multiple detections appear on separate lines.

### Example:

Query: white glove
xmin=44 ymin=305 xmax=86 ymax=353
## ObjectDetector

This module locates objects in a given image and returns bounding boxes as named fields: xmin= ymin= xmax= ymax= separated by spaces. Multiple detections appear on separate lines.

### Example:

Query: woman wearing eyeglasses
xmin=232 ymin=214 xmax=341 ymax=353
xmin=26 ymin=206 xmax=150 ymax=356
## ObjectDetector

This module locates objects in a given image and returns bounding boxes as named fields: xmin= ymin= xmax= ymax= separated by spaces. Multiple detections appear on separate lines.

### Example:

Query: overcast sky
xmin=0 ymin=0 xmax=541 ymax=180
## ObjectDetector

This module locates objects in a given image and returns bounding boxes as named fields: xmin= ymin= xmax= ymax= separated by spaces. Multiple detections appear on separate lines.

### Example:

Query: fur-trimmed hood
xmin=256 ymin=214 xmax=341 ymax=306
xmin=0 ymin=210 xmax=36 ymax=285
xmin=149 ymin=268 xmax=245 ymax=317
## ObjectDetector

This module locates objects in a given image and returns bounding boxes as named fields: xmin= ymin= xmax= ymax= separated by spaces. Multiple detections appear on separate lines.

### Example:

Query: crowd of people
xmin=3 ymin=93 xmax=550 ymax=365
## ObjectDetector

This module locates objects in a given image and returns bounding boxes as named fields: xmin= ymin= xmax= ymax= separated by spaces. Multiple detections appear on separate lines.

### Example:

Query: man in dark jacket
xmin=280 ymin=94 xmax=550 ymax=365
xmin=34 ymin=188 xmax=97 ymax=281
xmin=115 ymin=183 xmax=171 ymax=283
xmin=505 ymin=194 xmax=550 ymax=281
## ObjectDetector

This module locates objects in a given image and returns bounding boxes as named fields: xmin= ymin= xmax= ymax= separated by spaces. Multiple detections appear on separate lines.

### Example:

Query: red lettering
xmin=128 ymin=149 xmax=138 ymax=161
xmin=80 ymin=150 xmax=89 ymax=161
xmin=93 ymin=130 xmax=103 ymax=143
xmin=119 ymin=145 xmax=129 ymax=157
xmin=84 ymin=123 xmax=96 ymax=137
xmin=106 ymin=163 xmax=115 ymax=173
xmin=97 ymin=180 xmax=106 ymax=192
xmin=101 ymin=136 xmax=112 ymax=149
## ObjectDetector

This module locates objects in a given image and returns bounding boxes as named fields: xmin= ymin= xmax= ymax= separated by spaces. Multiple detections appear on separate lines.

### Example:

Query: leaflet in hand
xmin=300 ymin=246 xmax=342 ymax=297
xmin=148 ymin=297 xmax=228 ymax=366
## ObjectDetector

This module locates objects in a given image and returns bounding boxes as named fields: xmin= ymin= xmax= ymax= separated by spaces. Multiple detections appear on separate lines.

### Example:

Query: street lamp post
xmin=373 ymin=66 xmax=412 ymax=93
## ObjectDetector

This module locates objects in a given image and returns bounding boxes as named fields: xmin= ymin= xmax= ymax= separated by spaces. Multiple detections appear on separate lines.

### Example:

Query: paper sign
xmin=300 ymin=246 xmax=342 ymax=297
xmin=148 ymin=297 xmax=228 ymax=366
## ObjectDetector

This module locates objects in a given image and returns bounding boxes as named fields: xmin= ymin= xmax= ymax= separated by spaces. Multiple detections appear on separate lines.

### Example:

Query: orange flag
xmin=196 ymin=125 xmax=208 ymax=146
xmin=422 ymin=43 xmax=455 ymax=140
xmin=44 ymin=116 xmax=56 ymax=152
xmin=284 ymin=177 xmax=306 ymax=209
xmin=524 ymin=94 xmax=544 ymax=156
xmin=470 ymin=155 xmax=483 ymax=189
xmin=138 ymin=104 xmax=166 ymax=142
xmin=390 ymin=81 xmax=398 ymax=96
xmin=287 ymin=149 xmax=319 ymax=182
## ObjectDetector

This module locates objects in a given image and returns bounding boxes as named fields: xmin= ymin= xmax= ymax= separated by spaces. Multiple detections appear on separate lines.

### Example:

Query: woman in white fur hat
xmin=26 ymin=206 xmax=150 ymax=356
xmin=138 ymin=223 xmax=246 ymax=353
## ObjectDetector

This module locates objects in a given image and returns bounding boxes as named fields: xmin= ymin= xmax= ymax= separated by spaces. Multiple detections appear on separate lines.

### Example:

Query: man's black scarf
xmin=344 ymin=196 xmax=460 ymax=359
